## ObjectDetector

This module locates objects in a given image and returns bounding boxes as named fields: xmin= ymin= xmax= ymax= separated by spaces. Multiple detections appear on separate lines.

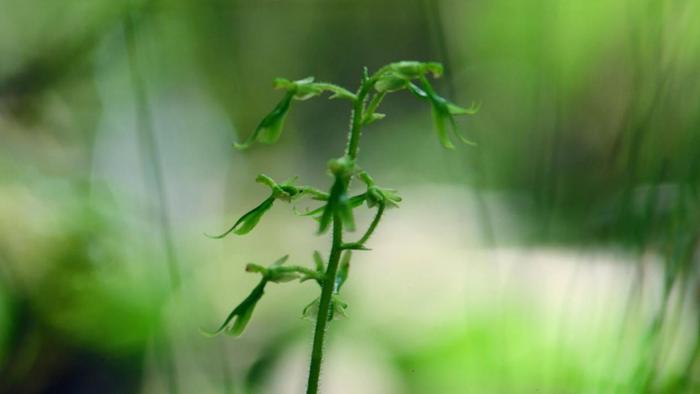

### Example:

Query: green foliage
xmin=203 ymin=255 xmax=322 ymax=337
xmin=233 ymin=77 xmax=356 ymax=149
xmin=206 ymin=61 xmax=477 ymax=393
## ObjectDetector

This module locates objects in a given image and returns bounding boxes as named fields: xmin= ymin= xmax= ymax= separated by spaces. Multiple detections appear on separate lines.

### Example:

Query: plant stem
xmin=346 ymin=83 xmax=370 ymax=160
xmin=124 ymin=12 xmax=180 ymax=394
xmin=306 ymin=214 xmax=343 ymax=394
xmin=356 ymin=202 xmax=385 ymax=246
xmin=308 ymin=78 xmax=371 ymax=394
xmin=124 ymin=11 xmax=181 ymax=291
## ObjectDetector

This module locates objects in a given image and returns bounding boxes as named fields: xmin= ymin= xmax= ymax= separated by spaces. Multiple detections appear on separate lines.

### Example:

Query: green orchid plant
xmin=207 ymin=61 xmax=478 ymax=394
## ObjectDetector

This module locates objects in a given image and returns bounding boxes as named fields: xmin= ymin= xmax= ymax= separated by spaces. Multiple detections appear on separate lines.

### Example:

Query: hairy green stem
xmin=307 ymin=78 xmax=371 ymax=394
xmin=307 ymin=214 xmax=343 ymax=394
xmin=345 ymin=82 xmax=370 ymax=160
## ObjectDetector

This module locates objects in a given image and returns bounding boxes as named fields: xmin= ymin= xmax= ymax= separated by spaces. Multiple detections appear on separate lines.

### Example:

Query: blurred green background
xmin=1 ymin=0 xmax=700 ymax=392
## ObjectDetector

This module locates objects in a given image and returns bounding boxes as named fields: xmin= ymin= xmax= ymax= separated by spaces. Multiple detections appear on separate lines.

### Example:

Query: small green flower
xmin=359 ymin=171 xmax=401 ymax=208
xmin=334 ymin=251 xmax=351 ymax=292
xmin=408 ymin=79 xmax=479 ymax=149
xmin=203 ymin=278 xmax=267 ymax=337
xmin=208 ymin=174 xmax=332 ymax=238
xmin=206 ymin=195 xmax=275 ymax=238
xmin=204 ymin=255 xmax=319 ymax=337
xmin=261 ymin=255 xmax=302 ymax=283
xmin=277 ymin=77 xmax=320 ymax=100
xmin=318 ymin=156 xmax=357 ymax=233
xmin=302 ymin=295 xmax=348 ymax=322
xmin=374 ymin=74 xmax=408 ymax=93
xmin=235 ymin=91 xmax=294 ymax=149
xmin=367 ymin=186 xmax=401 ymax=209
xmin=275 ymin=77 xmax=356 ymax=101
xmin=388 ymin=61 xmax=443 ymax=79
xmin=318 ymin=175 xmax=355 ymax=233
xmin=235 ymin=77 xmax=356 ymax=150
xmin=373 ymin=61 xmax=442 ymax=93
